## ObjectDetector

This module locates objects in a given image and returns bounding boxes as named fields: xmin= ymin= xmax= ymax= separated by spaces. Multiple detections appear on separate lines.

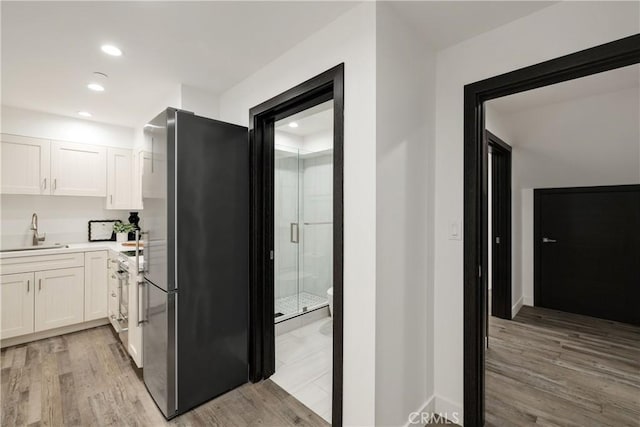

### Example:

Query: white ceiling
xmin=488 ymin=64 xmax=640 ymax=114
xmin=1 ymin=1 xmax=357 ymax=127
xmin=275 ymin=100 xmax=333 ymax=137
xmin=388 ymin=1 xmax=557 ymax=50
xmin=1 ymin=1 xmax=569 ymax=129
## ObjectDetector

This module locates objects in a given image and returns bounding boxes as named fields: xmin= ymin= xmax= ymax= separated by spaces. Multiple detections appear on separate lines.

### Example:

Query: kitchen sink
xmin=0 ymin=244 xmax=69 ymax=253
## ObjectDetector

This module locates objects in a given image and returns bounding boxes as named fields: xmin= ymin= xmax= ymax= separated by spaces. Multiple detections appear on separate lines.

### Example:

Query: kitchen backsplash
xmin=0 ymin=195 xmax=133 ymax=248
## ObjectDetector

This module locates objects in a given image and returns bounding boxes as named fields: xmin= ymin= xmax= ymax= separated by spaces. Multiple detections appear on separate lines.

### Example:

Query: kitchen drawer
xmin=1 ymin=252 xmax=84 ymax=275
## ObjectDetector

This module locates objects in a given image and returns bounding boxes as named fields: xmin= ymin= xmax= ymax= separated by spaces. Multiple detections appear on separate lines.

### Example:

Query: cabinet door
xmin=107 ymin=256 xmax=119 ymax=327
xmin=0 ymin=134 xmax=50 ymax=195
xmin=0 ymin=272 xmax=35 ymax=339
xmin=35 ymin=267 xmax=84 ymax=332
xmin=130 ymin=150 xmax=144 ymax=210
xmin=84 ymin=251 xmax=108 ymax=321
xmin=106 ymin=148 xmax=133 ymax=209
xmin=127 ymin=273 xmax=143 ymax=367
xmin=51 ymin=141 xmax=106 ymax=196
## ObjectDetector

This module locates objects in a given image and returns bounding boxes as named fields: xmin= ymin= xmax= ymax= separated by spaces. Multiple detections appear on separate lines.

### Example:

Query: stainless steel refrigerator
xmin=140 ymin=108 xmax=249 ymax=419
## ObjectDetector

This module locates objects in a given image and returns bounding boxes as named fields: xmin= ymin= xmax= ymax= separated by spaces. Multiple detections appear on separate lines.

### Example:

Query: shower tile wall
xmin=301 ymin=153 xmax=333 ymax=299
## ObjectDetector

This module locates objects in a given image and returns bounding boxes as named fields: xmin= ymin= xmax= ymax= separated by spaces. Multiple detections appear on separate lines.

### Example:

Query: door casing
xmin=463 ymin=34 xmax=640 ymax=426
xmin=248 ymin=64 xmax=345 ymax=426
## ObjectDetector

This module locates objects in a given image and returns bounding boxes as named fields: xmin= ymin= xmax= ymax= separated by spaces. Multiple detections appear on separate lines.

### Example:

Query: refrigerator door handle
xmin=137 ymin=281 xmax=147 ymax=325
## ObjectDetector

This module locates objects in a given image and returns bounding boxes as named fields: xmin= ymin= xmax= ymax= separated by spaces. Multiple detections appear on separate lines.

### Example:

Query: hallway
xmin=486 ymin=306 xmax=640 ymax=426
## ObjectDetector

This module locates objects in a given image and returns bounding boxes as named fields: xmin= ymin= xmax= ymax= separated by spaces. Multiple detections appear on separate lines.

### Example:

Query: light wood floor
xmin=0 ymin=325 xmax=329 ymax=427
xmin=486 ymin=305 xmax=640 ymax=426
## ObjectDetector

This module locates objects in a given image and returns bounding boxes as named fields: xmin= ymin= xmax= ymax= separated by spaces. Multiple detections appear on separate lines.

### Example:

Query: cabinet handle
xmin=111 ymin=292 xmax=117 ymax=297
xmin=53 ymin=178 xmax=57 ymax=190
xmin=110 ymin=195 xmax=113 ymax=204
xmin=27 ymin=280 xmax=30 ymax=292
xmin=42 ymin=178 xmax=47 ymax=190
xmin=38 ymin=278 xmax=42 ymax=291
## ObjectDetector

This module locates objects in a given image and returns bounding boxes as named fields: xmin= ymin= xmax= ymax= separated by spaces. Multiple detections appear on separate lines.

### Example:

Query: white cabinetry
xmin=106 ymin=148 xmax=133 ymax=209
xmin=0 ymin=272 xmax=35 ymax=339
xmin=0 ymin=134 xmax=51 ymax=195
xmin=1 ymin=250 xmax=109 ymax=346
xmin=128 ymin=269 xmax=143 ymax=367
xmin=84 ymin=251 xmax=108 ymax=321
xmin=50 ymin=141 xmax=106 ymax=196
xmin=34 ymin=267 xmax=84 ymax=332
xmin=107 ymin=253 xmax=119 ymax=328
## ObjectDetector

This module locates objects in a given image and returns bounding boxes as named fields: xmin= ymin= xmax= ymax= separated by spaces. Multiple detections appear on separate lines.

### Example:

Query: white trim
xmin=434 ymin=395 xmax=464 ymax=426
xmin=511 ymin=296 xmax=524 ymax=317
xmin=403 ymin=394 xmax=436 ymax=427
xmin=1 ymin=318 xmax=109 ymax=348
xmin=523 ymin=295 xmax=534 ymax=306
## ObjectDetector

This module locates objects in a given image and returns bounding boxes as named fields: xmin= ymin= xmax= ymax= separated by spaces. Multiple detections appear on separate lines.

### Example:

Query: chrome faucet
xmin=30 ymin=213 xmax=46 ymax=246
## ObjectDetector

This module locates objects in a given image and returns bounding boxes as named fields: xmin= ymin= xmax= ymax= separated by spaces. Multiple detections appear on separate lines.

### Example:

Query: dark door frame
xmin=463 ymin=34 xmax=640 ymax=426
xmin=248 ymin=64 xmax=344 ymax=426
xmin=486 ymin=131 xmax=512 ymax=320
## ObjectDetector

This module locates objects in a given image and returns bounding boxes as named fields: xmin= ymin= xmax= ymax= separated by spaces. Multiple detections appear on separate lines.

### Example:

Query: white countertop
xmin=0 ymin=241 xmax=143 ymax=259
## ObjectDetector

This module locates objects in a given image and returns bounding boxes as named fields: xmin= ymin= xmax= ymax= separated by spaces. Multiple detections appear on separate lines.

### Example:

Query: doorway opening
xmin=463 ymin=34 xmax=640 ymax=426
xmin=248 ymin=64 xmax=344 ymax=426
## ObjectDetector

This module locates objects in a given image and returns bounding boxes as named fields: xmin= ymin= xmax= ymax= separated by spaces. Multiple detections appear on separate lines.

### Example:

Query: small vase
xmin=116 ymin=232 xmax=128 ymax=243
xmin=128 ymin=211 xmax=140 ymax=241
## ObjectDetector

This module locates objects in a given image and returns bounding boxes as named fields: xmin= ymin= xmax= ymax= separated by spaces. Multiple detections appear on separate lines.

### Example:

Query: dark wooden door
xmin=489 ymin=134 xmax=512 ymax=320
xmin=534 ymin=185 xmax=640 ymax=325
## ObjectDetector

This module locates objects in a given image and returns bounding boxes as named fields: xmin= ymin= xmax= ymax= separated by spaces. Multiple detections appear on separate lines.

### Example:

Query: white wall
xmin=375 ymin=3 xmax=436 ymax=425
xmin=433 ymin=1 xmax=640 ymax=418
xmin=488 ymin=86 xmax=640 ymax=308
xmin=219 ymin=4 xmax=377 ymax=425
xmin=1 ymin=195 xmax=130 ymax=248
xmin=180 ymin=84 xmax=220 ymax=120
xmin=1 ymin=105 xmax=135 ymax=148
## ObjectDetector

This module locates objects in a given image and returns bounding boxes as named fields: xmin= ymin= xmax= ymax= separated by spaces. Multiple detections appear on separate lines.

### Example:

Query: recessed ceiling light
xmin=101 ymin=44 xmax=122 ymax=56
xmin=78 ymin=111 xmax=92 ymax=117
xmin=87 ymin=83 xmax=105 ymax=92
xmin=288 ymin=122 xmax=298 ymax=128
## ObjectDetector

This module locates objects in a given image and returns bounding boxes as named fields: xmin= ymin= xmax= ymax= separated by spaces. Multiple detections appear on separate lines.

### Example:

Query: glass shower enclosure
xmin=274 ymin=101 xmax=333 ymax=322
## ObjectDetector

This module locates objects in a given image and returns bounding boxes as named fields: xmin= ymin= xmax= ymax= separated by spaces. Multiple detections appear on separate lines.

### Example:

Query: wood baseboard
xmin=1 ymin=318 xmax=109 ymax=348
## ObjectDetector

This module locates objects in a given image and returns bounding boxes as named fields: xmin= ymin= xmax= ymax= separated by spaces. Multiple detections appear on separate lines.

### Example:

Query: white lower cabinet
xmin=84 ymin=251 xmax=108 ymax=321
xmin=0 ymin=272 xmax=35 ymax=339
xmin=127 ymin=272 xmax=143 ymax=367
xmin=34 ymin=267 xmax=84 ymax=332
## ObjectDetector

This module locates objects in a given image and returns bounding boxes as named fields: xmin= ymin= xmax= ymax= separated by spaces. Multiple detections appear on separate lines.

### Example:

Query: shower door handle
xmin=290 ymin=222 xmax=299 ymax=244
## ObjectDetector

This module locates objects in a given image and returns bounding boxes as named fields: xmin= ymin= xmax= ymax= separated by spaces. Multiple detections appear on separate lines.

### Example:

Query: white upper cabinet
xmin=0 ymin=134 xmax=51 ymax=195
xmin=106 ymin=148 xmax=133 ymax=209
xmin=50 ymin=141 xmax=107 ymax=196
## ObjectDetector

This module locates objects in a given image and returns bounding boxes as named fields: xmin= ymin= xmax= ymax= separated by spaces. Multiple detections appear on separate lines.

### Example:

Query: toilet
xmin=327 ymin=287 xmax=334 ymax=317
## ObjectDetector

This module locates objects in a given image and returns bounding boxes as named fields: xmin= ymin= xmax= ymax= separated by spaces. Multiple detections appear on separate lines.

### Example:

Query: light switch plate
xmin=449 ymin=220 xmax=462 ymax=240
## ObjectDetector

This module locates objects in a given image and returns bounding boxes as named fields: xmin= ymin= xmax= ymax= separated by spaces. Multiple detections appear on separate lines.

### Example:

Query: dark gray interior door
xmin=534 ymin=185 xmax=640 ymax=325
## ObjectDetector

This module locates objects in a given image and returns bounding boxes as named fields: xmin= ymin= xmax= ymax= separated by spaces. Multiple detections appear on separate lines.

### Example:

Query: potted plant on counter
xmin=113 ymin=222 xmax=136 ymax=243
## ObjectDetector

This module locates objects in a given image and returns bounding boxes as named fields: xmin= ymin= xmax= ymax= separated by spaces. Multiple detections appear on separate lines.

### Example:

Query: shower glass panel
xmin=274 ymin=100 xmax=333 ymax=323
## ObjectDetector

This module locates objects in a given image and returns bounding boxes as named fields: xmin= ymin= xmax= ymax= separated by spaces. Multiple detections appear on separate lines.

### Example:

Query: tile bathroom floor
xmin=271 ymin=316 xmax=333 ymax=422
